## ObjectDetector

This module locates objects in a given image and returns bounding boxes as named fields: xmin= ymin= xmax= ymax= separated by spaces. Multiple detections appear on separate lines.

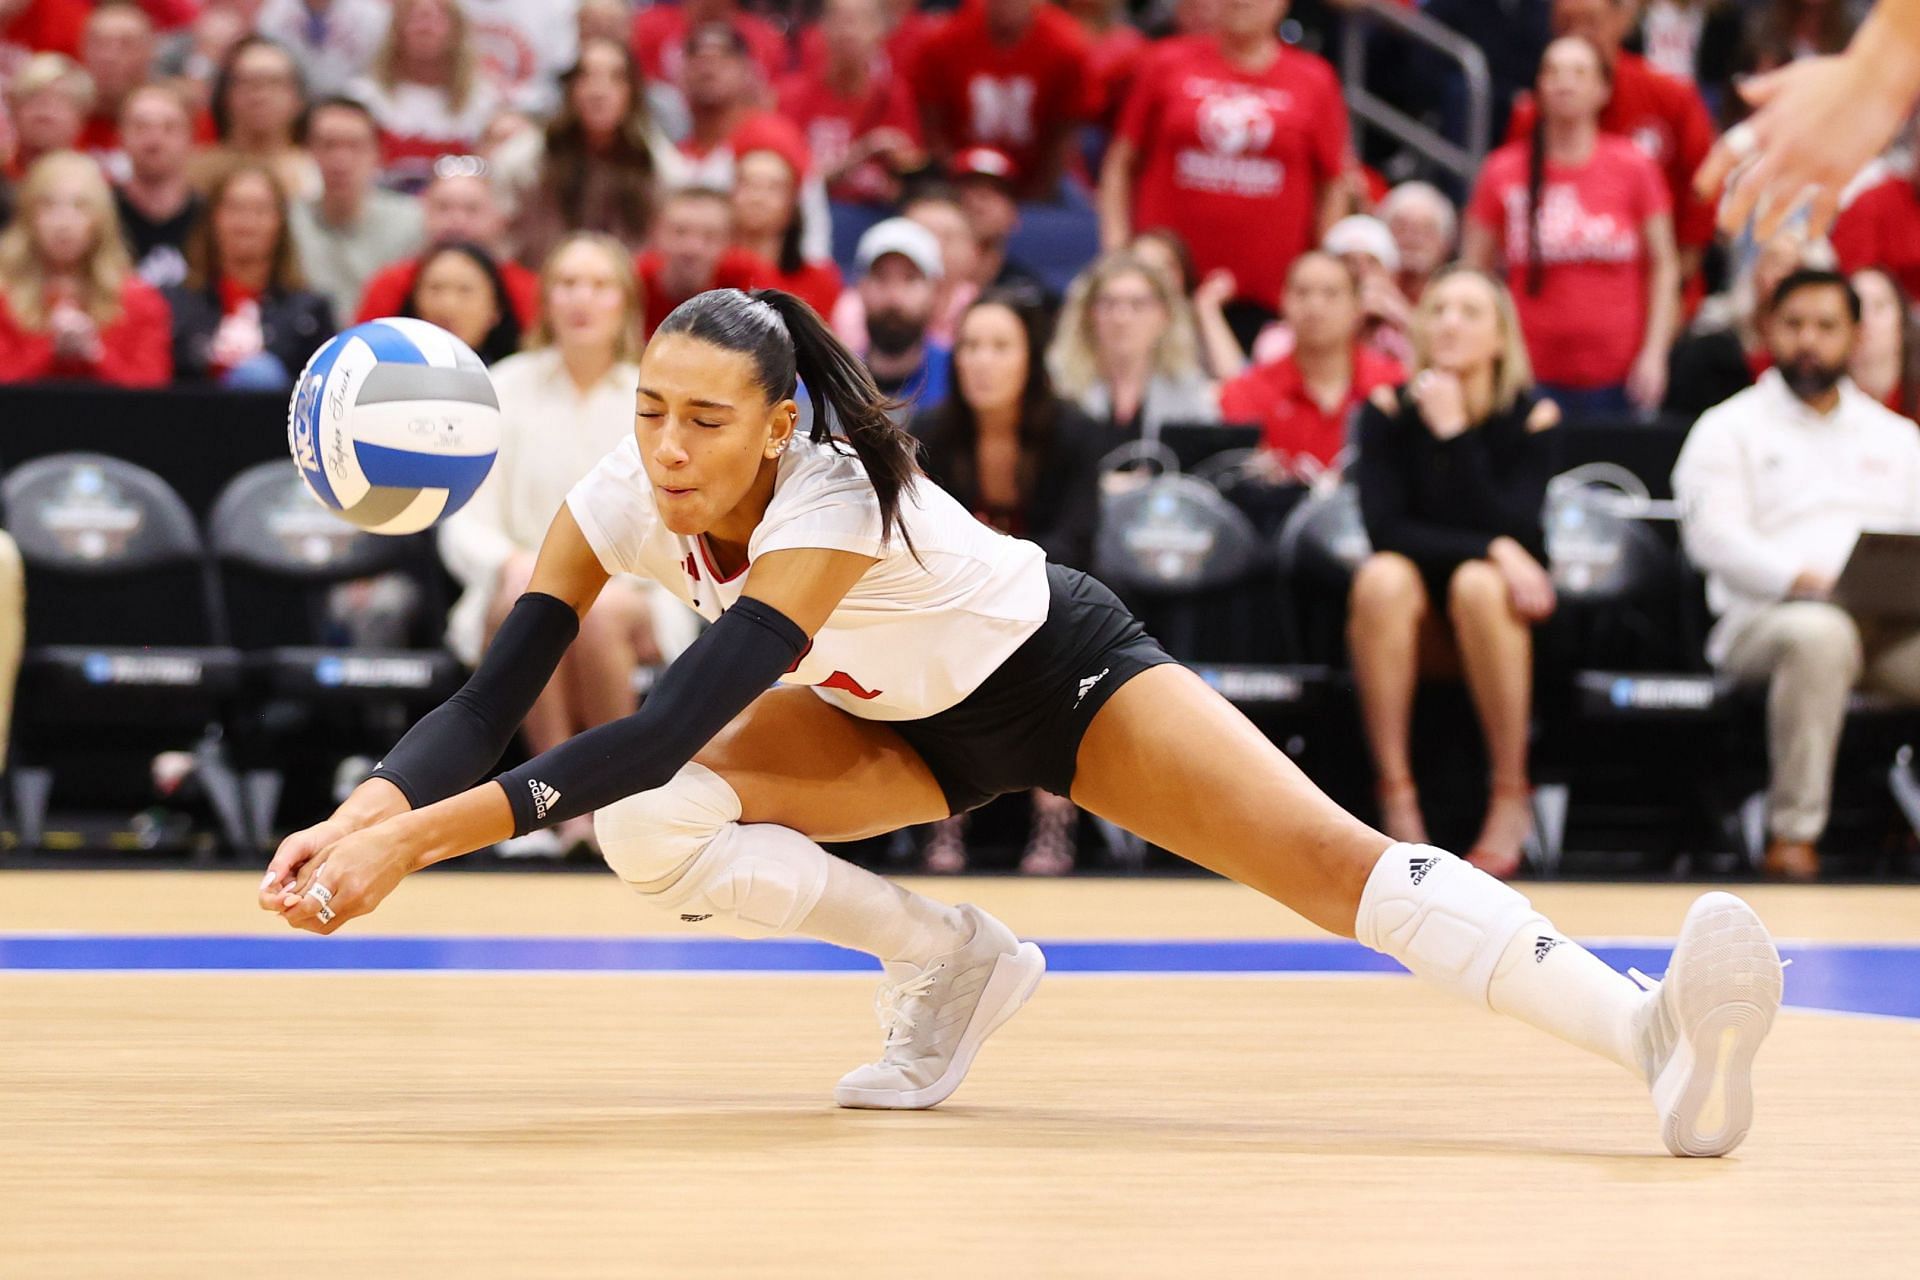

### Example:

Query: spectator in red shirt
xmin=1848 ymin=265 xmax=1920 ymax=420
xmin=0 ymin=0 xmax=90 ymax=63
xmin=797 ymin=0 xmax=940 ymax=82
xmin=1830 ymin=123 xmax=1920 ymax=302
xmin=6 ymin=53 xmax=91 ymax=180
xmin=778 ymin=0 xmax=924 ymax=208
xmin=731 ymin=132 xmax=842 ymax=318
xmin=1464 ymin=36 xmax=1679 ymax=420
xmin=1221 ymin=250 xmax=1406 ymax=477
xmin=76 ymin=2 xmax=154 ymax=160
xmin=1101 ymin=0 xmax=1348 ymax=347
xmin=356 ymin=166 xmax=542 ymax=326
xmin=912 ymin=0 xmax=1092 ymax=198
xmin=347 ymin=0 xmax=503 ymax=191
xmin=1062 ymin=0 xmax=1148 ymax=125
xmin=635 ymin=186 xmax=772 ymax=338
xmin=631 ymin=0 xmax=789 ymax=90
xmin=1506 ymin=0 xmax=1718 ymax=295
xmin=400 ymin=241 xmax=522 ymax=364
xmin=0 ymin=149 xmax=169 ymax=385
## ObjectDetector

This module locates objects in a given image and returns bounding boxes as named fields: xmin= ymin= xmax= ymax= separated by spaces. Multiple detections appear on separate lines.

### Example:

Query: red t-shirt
xmin=355 ymin=256 xmax=543 ymax=329
xmin=759 ymin=258 xmax=843 ymax=320
xmin=911 ymin=4 xmax=1090 ymax=193
xmin=634 ymin=247 xmax=774 ymax=338
xmin=631 ymin=4 xmax=791 ymax=86
xmin=0 ymin=277 xmax=171 ymax=387
xmin=1832 ymin=175 xmax=1920 ymax=302
xmin=797 ymin=11 xmax=941 ymax=81
xmin=1506 ymin=52 xmax=1715 ymax=253
xmin=776 ymin=66 xmax=922 ymax=205
xmin=1117 ymin=38 xmax=1347 ymax=312
xmin=1084 ymin=24 xmax=1149 ymax=124
xmin=1468 ymin=136 xmax=1668 ymax=389
xmin=1 ymin=0 xmax=88 ymax=57
xmin=1219 ymin=345 xmax=1404 ymax=469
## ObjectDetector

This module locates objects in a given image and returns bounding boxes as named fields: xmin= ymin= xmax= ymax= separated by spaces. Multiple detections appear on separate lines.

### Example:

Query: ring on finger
xmin=305 ymin=882 xmax=336 ymax=925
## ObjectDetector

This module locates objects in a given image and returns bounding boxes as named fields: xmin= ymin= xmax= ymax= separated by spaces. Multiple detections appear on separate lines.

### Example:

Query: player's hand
xmin=1699 ymin=42 xmax=1920 ymax=240
xmin=273 ymin=820 xmax=419 ymax=935
xmin=1490 ymin=537 xmax=1557 ymax=622
xmin=258 ymin=816 xmax=354 ymax=910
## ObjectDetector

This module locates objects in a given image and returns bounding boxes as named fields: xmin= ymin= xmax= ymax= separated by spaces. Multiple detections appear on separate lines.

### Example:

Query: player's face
xmin=544 ymin=239 xmax=628 ymax=354
xmin=954 ymin=302 xmax=1030 ymax=417
xmin=634 ymin=333 xmax=797 ymax=536
xmin=1421 ymin=273 xmax=1503 ymax=374
xmin=413 ymin=251 xmax=500 ymax=351
xmin=29 ymin=171 xmax=99 ymax=271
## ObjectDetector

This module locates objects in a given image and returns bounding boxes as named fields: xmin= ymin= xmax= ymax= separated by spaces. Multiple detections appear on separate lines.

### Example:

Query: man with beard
xmin=1674 ymin=268 xmax=1920 ymax=881
xmin=852 ymin=217 xmax=950 ymax=421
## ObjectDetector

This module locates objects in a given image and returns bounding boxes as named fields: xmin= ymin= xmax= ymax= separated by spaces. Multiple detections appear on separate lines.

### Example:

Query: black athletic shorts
xmin=891 ymin=563 xmax=1177 ymax=815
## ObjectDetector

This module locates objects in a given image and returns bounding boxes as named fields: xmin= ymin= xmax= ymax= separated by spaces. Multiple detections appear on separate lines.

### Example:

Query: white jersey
xmin=566 ymin=433 xmax=1051 ymax=721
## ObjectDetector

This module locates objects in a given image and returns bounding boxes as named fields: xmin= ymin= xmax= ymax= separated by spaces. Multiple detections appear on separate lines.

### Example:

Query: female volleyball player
xmin=260 ymin=288 xmax=1782 ymax=1156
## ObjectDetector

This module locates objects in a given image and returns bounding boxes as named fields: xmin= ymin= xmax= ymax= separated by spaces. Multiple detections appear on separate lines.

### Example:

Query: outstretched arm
xmin=271 ymin=546 xmax=878 ymax=932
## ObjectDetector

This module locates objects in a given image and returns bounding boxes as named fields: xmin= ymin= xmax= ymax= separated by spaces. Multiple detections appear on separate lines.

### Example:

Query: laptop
xmin=1156 ymin=421 xmax=1262 ymax=472
xmin=1833 ymin=530 xmax=1920 ymax=620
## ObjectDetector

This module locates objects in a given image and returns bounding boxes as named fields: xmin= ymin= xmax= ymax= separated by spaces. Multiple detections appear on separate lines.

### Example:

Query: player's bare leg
xmin=1072 ymin=664 xmax=1783 ymax=1156
xmin=593 ymin=687 xmax=1044 ymax=1109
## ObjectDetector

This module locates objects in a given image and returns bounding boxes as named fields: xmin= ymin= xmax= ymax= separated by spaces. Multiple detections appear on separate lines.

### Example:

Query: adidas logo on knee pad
xmin=1534 ymin=935 xmax=1563 ymax=963
xmin=1409 ymin=856 xmax=1437 ymax=886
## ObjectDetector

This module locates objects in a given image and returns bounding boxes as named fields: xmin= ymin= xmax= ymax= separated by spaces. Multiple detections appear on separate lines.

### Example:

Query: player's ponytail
xmin=655 ymin=287 xmax=919 ymax=547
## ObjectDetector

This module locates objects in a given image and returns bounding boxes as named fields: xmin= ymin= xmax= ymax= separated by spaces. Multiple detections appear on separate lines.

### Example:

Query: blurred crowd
xmin=0 ymin=0 xmax=1918 ymax=879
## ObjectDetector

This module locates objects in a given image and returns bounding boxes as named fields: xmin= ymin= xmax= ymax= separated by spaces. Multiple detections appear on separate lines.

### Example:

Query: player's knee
xmin=594 ymin=762 xmax=743 ymax=887
xmin=1355 ymin=843 xmax=1542 ymax=1008
xmin=650 ymin=823 xmax=829 ymax=939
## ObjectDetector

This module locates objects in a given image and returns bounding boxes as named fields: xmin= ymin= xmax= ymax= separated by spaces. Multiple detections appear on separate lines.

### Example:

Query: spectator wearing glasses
xmin=290 ymin=96 xmax=425 ymax=324
xmin=165 ymin=160 xmax=334 ymax=387
xmin=354 ymin=163 xmax=541 ymax=327
xmin=198 ymin=36 xmax=318 ymax=201
xmin=348 ymin=0 xmax=503 ymax=190
xmin=0 ymin=149 xmax=171 ymax=386
xmin=1347 ymin=267 xmax=1561 ymax=880
xmin=1048 ymin=248 xmax=1218 ymax=444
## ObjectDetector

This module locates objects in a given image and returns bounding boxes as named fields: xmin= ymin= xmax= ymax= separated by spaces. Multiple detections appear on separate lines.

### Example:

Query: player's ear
xmin=765 ymin=399 xmax=798 ymax=460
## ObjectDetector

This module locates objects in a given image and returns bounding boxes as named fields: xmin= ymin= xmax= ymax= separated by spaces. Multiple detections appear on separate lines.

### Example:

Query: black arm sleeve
xmin=366 ymin=591 xmax=580 ymax=808
xmin=493 ymin=595 xmax=809 ymax=836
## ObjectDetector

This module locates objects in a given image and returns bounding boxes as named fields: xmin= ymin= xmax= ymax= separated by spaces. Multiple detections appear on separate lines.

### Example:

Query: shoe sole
xmin=834 ymin=942 xmax=1047 ymax=1110
xmin=1652 ymin=892 xmax=1782 ymax=1158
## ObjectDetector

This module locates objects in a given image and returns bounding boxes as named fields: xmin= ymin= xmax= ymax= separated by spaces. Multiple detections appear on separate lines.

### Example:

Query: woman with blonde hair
xmin=1047 ymin=250 xmax=1218 ymax=443
xmin=1346 ymin=267 xmax=1561 ymax=880
xmin=437 ymin=232 xmax=686 ymax=858
xmin=0 ymin=150 xmax=170 ymax=385
xmin=348 ymin=0 xmax=502 ymax=189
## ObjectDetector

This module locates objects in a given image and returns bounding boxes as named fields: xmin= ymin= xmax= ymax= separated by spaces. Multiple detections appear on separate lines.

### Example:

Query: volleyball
xmin=286 ymin=318 xmax=501 ymax=535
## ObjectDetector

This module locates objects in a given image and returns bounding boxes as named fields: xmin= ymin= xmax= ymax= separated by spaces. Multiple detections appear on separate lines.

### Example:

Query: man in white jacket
xmin=1673 ymin=268 xmax=1920 ymax=879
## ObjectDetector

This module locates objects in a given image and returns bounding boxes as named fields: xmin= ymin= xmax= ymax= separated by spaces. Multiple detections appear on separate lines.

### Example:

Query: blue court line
xmin=5 ymin=935 xmax=1919 ymax=1022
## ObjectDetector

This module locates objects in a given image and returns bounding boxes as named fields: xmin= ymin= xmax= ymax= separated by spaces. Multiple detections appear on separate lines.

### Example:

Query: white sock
xmin=1357 ymin=844 xmax=1647 ymax=1074
xmin=801 ymin=854 xmax=968 ymax=967
xmin=1487 ymin=923 xmax=1646 ymax=1074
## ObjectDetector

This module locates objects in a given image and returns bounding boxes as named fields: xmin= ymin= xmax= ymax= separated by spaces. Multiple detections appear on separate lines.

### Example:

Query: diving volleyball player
xmin=261 ymin=288 xmax=1783 ymax=1156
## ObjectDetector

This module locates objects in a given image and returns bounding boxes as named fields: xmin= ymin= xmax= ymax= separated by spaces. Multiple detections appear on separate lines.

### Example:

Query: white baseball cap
xmin=856 ymin=218 xmax=944 ymax=281
xmin=1322 ymin=215 xmax=1401 ymax=274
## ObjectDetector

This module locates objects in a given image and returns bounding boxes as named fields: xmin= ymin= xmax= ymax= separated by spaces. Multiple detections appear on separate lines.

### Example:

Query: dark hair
xmin=918 ymin=290 xmax=1060 ymax=511
xmin=403 ymin=241 xmax=524 ymax=364
xmin=211 ymin=36 xmax=307 ymax=143
xmin=1853 ymin=266 xmax=1920 ymax=419
xmin=186 ymin=159 xmax=305 ymax=293
xmin=654 ymin=288 xmax=921 ymax=546
xmin=1525 ymin=36 xmax=1612 ymax=297
xmin=1770 ymin=268 xmax=1861 ymax=323
xmin=538 ymin=38 xmax=659 ymax=245
xmin=302 ymin=94 xmax=378 ymax=139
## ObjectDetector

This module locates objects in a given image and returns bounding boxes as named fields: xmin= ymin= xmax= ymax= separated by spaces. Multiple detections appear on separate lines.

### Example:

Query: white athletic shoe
xmin=834 ymin=903 xmax=1046 ymax=1110
xmin=1630 ymin=891 xmax=1784 ymax=1158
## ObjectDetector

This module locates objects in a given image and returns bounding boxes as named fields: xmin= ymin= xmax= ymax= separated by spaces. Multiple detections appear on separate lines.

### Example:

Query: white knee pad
xmin=1354 ymin=843 xmax=1544 ymax=1008
xmin=645 ymin=822 xmax=830 ymax=939
xmin=594 ymin=762 xmax=742 ymax=888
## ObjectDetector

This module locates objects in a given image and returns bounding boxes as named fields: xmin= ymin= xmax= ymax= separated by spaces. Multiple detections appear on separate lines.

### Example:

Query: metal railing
xmin=1339 ymin=0 xmax=1493 ymax=188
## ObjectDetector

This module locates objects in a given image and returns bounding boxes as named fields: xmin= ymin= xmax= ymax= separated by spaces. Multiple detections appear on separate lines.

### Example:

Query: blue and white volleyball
xmin=287 ymin=318 xmax=501 ymax=535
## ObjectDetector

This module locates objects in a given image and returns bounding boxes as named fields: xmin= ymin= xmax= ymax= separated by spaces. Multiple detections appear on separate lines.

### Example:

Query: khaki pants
xmin=1720 ymin=601 xmax=1920 ymax=842
xmin=0 ymin=533 xmax=20 ymax=774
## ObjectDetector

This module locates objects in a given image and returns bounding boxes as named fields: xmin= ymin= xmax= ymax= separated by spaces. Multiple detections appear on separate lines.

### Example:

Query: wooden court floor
xmin=3 ymin=872 xmax=1918 ymax=1278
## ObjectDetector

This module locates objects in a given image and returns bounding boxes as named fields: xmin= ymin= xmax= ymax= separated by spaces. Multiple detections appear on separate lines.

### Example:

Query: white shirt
xmin=258 ymin=0 xmax=390 ymax=97
xmin=290 ymin=188 xmax=426 ymax=326
xmin=566 ymin=433 xmax=1051 ymax=721
xmin=459 ymin=0 xmax=580 ymax=117
xmin=438 ymin=350 xmax=655 ymax=665
xmin=1673 ymin=369 xmax=1920 ymax=663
